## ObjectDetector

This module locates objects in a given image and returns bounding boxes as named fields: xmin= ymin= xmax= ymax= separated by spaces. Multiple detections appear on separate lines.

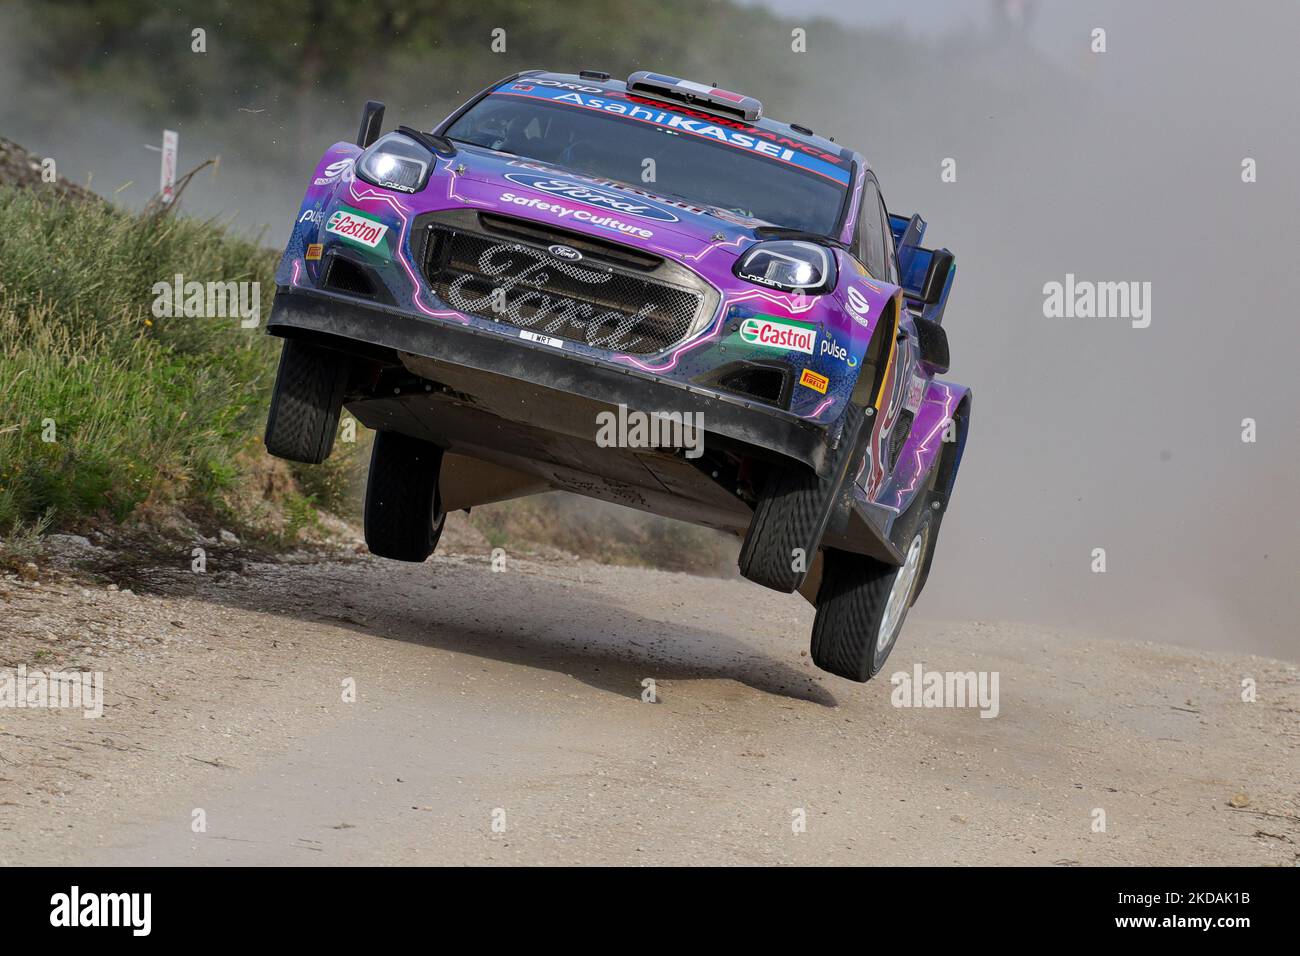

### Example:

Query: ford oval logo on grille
xmin=503 ymin=172 xmax=681 ymax=223
xmin=548 ymin=244 xmax=583 ymax=262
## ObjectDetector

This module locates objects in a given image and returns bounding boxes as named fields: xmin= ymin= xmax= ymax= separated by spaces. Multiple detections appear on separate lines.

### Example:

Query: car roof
xmin=513 ymin=71 xmax=863 ymax=171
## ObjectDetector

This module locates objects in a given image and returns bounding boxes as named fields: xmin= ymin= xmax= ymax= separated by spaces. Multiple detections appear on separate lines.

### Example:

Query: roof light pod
xmin=626 ymin=71 xmax=763 ymax=122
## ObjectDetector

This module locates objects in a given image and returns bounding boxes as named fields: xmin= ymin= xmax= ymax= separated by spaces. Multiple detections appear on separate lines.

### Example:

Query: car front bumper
xmin=267 ymin=288 xmax=847 ymax=478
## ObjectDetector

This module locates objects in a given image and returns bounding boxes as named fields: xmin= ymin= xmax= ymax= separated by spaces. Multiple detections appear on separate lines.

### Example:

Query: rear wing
xmin=889 ymin=213 xmax=955 ymax=324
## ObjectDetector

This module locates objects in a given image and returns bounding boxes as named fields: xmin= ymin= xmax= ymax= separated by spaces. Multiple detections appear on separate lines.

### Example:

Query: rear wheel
xmin=363 ymin=431 xmax=445 ymax=562
xmin=809 ymin=507 xmax=935 ymax=682
xmin=263 ymin=338 xmax=350 ymax=464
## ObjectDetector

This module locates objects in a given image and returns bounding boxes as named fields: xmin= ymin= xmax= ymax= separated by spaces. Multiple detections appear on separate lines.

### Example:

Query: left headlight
xmin=356 ymin=132 xmax=433 ymax=194
xmin=734 ymin=240 xmax=836 ymax=294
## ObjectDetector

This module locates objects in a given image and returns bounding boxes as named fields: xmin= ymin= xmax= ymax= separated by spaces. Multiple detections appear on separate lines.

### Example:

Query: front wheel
xmin=738 ymin=466 xmax=829 ymax=593
xmin=363 ymin=431 xmax=445 ymax=562
xmin=263 ymin=339 xmax=350 ymax=463
xmin=809 ymin=507 xmax=935 ymax=682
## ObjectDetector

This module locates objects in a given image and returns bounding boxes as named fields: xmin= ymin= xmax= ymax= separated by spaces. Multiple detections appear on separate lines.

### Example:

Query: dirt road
xmin=1 ymin=523 xmax=1296 ymax=866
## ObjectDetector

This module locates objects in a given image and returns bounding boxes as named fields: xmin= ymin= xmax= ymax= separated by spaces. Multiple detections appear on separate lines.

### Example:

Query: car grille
xmin=418 ymin=211 xmax=715 ymax=356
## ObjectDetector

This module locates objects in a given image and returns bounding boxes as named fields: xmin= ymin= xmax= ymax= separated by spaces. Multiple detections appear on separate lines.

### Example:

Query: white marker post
xmin=160 ymin=130 xmax=178 ymax=204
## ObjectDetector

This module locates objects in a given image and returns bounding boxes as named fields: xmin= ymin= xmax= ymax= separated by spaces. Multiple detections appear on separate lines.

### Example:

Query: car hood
xmin=431 ymin=143 xmax=774 ymax=257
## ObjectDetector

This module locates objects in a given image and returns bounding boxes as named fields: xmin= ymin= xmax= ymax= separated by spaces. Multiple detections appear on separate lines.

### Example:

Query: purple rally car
xmin=263 ymin=70 xmax=972 ymax=682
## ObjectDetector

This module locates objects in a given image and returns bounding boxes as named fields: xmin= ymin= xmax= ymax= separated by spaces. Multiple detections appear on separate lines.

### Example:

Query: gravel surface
xmin=1 ymin=524 xmax=1296 ymax=866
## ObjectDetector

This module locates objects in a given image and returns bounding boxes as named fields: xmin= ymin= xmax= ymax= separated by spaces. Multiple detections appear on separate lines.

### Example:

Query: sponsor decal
xmin=495 ymin=85 xmax=852 ymax=184
xmin=531 ymin=78 xmax=605 ymax=94
xmin=819 ymin=335 xmax=850 ymax=364
xmin=498 ymin=191 xmax=654 ymax=239
xmin=376 ymin=177 xmax=418 ymax=194
xmin=505 ymin=159 xmax=713 ymax=219
xmin=313 ymin=157 xmax=354 ymax=186
xmin=298 ymin=209 xmax=323 ymax=226
xmin=305 ymin=243 xmax=323 ymax=260
xmin=326 ymin=207 xmax=388 ymax=249
xmin=738 ymin=315 xmax=817 ymax=355
xmin=520 ymin=329 xmax=564 ymax=348
xmin=548 ymin=244 xmax=583 ymax=262
xmin=503 ymin=171 xmax=680 ymax=222
xmin=799 ymin=368 xmax=829 ymax=394
xmin=846 ymin=285 xmax=872 ymax=327
xmin=905 ymin=374 xmax=925 ymax=409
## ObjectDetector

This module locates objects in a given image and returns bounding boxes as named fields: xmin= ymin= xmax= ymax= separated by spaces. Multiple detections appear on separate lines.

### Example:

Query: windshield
xmin=444 ymin=89 xmax=849 ymax=236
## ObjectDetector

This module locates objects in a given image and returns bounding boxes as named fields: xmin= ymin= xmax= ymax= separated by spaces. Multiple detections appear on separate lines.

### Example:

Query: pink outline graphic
xmin=346 ymin=180 xmax=470 ymax=321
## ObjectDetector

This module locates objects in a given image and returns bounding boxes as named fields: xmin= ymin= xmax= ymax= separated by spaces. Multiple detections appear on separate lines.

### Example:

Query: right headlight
xmin=355 ymin=132 xmax=433 ymax=194
xmin=734 ymin=240 xmax=836 ymax=294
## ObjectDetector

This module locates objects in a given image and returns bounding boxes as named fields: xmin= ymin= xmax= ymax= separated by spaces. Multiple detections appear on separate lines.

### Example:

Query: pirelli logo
xmin=799 ymin=368 xmax=829 ymax=394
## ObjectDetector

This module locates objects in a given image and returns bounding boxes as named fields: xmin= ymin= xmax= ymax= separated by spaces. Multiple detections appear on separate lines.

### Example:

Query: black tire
xmin=363 ymin=431 xmax=445 ymax=562
xmin=264 ymin=339 xmax=350 ymax=464
xmin=810 ymin=507 xmax=936 ymax=682
xmin=737 ymin=465 xmax=827 ymax=593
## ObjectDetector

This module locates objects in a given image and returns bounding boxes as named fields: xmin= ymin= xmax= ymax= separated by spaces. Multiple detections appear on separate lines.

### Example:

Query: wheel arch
xmin=849 ymin=290 xmax=902 ymax=412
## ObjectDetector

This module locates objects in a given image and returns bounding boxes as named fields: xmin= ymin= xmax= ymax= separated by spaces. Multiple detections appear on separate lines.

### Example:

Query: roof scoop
xmin=626 ymin=71 xmax=762 ymax=122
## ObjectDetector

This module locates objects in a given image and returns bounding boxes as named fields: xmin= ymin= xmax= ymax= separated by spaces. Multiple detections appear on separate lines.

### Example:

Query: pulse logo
xmin=503 ymin=172 xmax=680 ymax=222
xmin=819 ymin=336 xmax=851 ymax=364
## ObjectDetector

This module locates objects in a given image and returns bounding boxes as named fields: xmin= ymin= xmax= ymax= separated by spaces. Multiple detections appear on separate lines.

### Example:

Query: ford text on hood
xmin=264 ymin=69 xmax=974 ymax=683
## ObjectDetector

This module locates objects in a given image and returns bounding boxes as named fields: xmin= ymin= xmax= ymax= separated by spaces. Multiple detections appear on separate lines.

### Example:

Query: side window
xmin=855 ymin=178 xmax=886 ymax=279
xmin=878 ymin=193 xmax=899 ymax=284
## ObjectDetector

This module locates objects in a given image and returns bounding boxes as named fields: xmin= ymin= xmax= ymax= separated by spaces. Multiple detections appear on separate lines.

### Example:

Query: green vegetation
xmin=0 ymin=185 xmax=361 ymax=537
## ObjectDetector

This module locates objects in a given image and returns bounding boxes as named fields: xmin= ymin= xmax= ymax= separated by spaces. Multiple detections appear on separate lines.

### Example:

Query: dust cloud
xmin=784 ymin=0 xmax=1299 ymax=660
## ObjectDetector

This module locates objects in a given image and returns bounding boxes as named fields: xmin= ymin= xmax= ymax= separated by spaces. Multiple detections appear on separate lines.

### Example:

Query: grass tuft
xmin=0 ymin=186 xmax=360 ymax=538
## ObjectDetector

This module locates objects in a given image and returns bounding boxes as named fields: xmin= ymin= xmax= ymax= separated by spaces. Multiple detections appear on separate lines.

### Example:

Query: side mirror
xmin=356 ymin=100 xmax=386 ymax=148
xmin=918 ymin=249 xmax=953 ymax=305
